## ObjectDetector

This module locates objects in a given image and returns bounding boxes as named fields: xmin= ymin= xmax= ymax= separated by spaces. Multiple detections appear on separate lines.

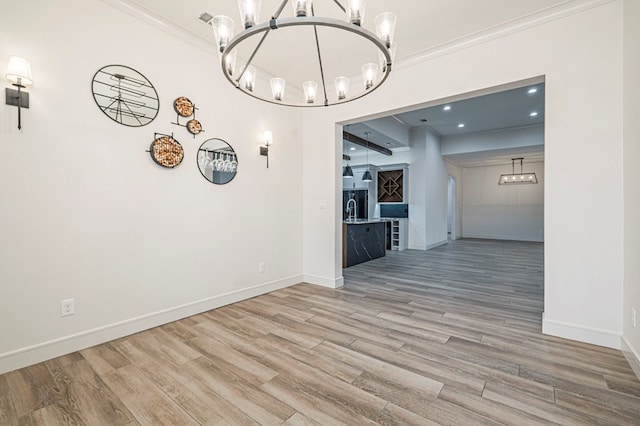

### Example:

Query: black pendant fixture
xmin=362 ymin=132 xmax=373 ymax=182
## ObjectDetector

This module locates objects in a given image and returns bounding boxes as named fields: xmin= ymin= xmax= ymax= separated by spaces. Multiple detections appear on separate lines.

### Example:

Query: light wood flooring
xmin=2 ymin=239 xmax=640 ymax=425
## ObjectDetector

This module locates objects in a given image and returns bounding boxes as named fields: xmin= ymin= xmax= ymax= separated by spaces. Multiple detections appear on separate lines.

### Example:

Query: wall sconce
xmin=5 ymin=56 xmax=32 ymax=130
xmin=260 ymin=130 xmax=272 ymax=168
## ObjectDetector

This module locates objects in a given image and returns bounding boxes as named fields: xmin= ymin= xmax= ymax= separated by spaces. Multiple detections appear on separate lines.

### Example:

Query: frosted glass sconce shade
xmin=224 ymin=50 xmax=237 ymax=76
xmin=303 ymin=81 xmax=318 ymax=104
xmin=270 ymin=77 xmax=285 ymax=101
xmin=362 ymin=63 xmax=379 ymax=90
xmin=6 ymin=56 xmax=32 ymax=85
xmin=241 ymin=65 xmax=256 ymax=91
xmin=292 ymin=0 xmax=312 ymax=17
xmin=335 ymin=76 xmax=350 ymax=100
xmin=346 ymin=0 xmax=366 ymax=25
xmin=378 ymin=42 xmax=396 ymax=72
xmin=212 ymin=15 xmax=235 ymax=54
xmin=238 ymin=0 xmax=262 ymax=28
xmin=375 ymin=12 xmax=397 ymax=48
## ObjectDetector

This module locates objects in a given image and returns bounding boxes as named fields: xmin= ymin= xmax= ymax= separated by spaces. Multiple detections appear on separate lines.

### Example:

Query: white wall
xmin=0 ymin=0 xmax=303 ymax=373
xmin=407 ymin=129 xmax=428 ymax=249
xmin=424 ymin=130 xmax=449 ymax=249
xmin=623 ymin=0 xmax=640 ymax=376
xmin=441 ymin=125 xmax=543 ymax=156
xmin=462 ymin=162 xmax=544 ymax=242
xmin=302 ymin=0 xmax=624 ymax=349
xmin=445 ymin=162 xmax=463 ymax=240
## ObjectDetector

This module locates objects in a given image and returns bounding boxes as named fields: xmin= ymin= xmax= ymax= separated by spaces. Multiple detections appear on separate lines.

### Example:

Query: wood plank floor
xmin=2 ymin=239 xmax=640 ymax=425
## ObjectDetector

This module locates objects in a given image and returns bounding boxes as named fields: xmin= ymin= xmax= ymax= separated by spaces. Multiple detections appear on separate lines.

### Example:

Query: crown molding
xmin=97 ymin=0 xmax=217 ymax=55
xmin=99 ymin=0 xmax=615 ymax=73
xmin=394 ymin=0 xmax=616 ymax=72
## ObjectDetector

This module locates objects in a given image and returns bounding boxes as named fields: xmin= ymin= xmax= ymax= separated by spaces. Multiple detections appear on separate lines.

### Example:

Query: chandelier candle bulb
xmin=270 ymin=77 xmax=286 ymax=101
xmin=212 ymin=15 xmax=235 ymax=53
xmin=238 ymin=0 xmax=261 ymax=28
xmin=225 ymin=50 xmax=238 ymax=76
xmin=378 ymin=42 xmax=396 ymax=72
xmin=242 ymin=65 xmax=256 ymax=91
xmin=346 ymin=0 xmax=367 ymax=25
xmin=303 ymin=81 xmax=318 ymax=103
xmin=335 ymin=76 xmax=350 ymax=100
xmin=362 ymin=63 xmax=379 ymax=90
xmin=375 ymin=12 xmax=397 ymax=48
xmin=292 ymin=0 xmax=312 ymax=17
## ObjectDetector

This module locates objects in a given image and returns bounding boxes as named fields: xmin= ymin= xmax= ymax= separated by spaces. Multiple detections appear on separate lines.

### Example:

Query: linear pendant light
xmin=498 ymin=158 xmax=538 ymax=185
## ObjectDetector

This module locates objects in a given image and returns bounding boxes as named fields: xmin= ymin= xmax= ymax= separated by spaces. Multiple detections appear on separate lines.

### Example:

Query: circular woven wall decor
xmin=186 ymin=119 xmax=202 ymax=135
xmin=150 ymin=135 xmax=184 ymax=168
xmin=173 ymin=96 xmax=194 ymax=117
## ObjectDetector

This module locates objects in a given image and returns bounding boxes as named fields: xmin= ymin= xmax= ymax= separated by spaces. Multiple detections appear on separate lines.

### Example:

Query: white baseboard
xmin=408 ymin=240 xmax=448 ymax=251
xmin=0 ymin=275 xmax=302 ymax=375
xmin=462 ymin=234 xmax=544 ymax=243
xmin=622 ymin=337 xmax=640 ymax=381
xmin=303 ymin=274 xmax=344 ymax=289
xmin=542 ymin=316 xmax=621 ymax=349
xmin=425 ymin=240 xmax=448 ymax=250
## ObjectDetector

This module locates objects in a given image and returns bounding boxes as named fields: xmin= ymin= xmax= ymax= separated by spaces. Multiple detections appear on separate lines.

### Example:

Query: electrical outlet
xmin=259 ymin=262 xmax=265 ymax=273
xmin=61 ymin=298 xmax=75 ymax=317
xmin=632 ymin=308 xmax=637 ymax=328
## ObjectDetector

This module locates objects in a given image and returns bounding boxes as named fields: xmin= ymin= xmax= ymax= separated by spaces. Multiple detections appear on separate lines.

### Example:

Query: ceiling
xmin=120 ymin=0 xmax=557 ymax=165
xmin=345 ymin=83 xmax=545 ymax=166
xmin=125 ymin=0 xmax=571 ymax=62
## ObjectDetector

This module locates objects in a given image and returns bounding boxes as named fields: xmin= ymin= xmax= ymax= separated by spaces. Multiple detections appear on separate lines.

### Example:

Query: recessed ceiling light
xmin=458 ymin=123 xmax=465 ymax=128
xmin=530 ymin=111 xmax=539 ymax=117
xmin=443 ymin=105 xmax=451 ymax=111
xmin=350 ymin=147 xmax=356 ymax=151
xmin=528 ymin=87 xmax=538 ymax=94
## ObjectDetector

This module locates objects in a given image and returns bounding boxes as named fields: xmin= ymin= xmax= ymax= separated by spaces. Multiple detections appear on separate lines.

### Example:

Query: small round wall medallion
xmin=186 ymin=119 xmax=203 ymax=135
xmin=149 ymin=134 xmax=184 ymax=168
xmin=174 ymin=96 xmax=194 ymax=117
xmin=91 ymin=64 xmax=159 ymax=127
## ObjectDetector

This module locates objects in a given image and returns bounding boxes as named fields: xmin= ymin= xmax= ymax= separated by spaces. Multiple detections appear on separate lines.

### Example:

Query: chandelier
xmin=211 ymin=0 xmax=397 ymax=107
xmin=498 ymin=158 xmax=539 ymax=185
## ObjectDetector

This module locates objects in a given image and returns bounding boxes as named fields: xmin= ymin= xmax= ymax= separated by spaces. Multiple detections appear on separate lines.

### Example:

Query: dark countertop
xmin=343 ymin=219 xmax=390 ymax=224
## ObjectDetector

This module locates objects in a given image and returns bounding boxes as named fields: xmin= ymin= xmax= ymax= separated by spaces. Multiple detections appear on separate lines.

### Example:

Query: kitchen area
xmin=342 ymin=135 xmax=409 ymax=268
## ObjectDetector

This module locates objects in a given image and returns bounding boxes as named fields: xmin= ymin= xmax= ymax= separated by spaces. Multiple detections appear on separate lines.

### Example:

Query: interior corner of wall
xmin=622 ymin=336 xmax=640 ymax=381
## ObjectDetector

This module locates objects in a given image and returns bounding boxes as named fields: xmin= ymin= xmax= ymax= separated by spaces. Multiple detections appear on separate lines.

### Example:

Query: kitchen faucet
xmin=346 ymin=198 xmax=357 ymax=221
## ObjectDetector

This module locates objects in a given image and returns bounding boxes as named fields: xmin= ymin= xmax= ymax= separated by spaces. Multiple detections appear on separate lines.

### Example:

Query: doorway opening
xmin=447 ymin=176 xmax=456 ymax=240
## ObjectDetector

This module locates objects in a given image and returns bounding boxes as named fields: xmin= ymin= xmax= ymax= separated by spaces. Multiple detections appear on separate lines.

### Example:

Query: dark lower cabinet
xmin=343 ymin=221 xmax=386 ymax=268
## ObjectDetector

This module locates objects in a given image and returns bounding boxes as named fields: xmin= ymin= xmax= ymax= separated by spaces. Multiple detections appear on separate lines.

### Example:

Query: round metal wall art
xmin=91 ymin=64 xmax=159 ymax=127
xmin=174 ymin=96 xmax=195 ymax=117
xmin=197 ymin=138 xmax=238 ymax=185
xmin=186 ymin=119 xmax=203 ymax=135
xmin=150 ymin=135 xmax=184 ymax=168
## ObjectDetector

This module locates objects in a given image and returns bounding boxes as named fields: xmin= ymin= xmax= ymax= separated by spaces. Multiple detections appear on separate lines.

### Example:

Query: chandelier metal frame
xmin=218 ymin=0 xmax=394 ymax=107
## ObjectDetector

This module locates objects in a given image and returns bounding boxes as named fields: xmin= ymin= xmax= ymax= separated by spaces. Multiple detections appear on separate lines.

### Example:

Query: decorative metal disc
xmin=91 ymin=65 xmax=159 ymax=127
xmin=150 ymin=135 xmax=184 ymax=168
xmin=186 ymin=119 xmax=203 ymax=135
xmin=174 ymin=97 xmax=195 ymax=117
